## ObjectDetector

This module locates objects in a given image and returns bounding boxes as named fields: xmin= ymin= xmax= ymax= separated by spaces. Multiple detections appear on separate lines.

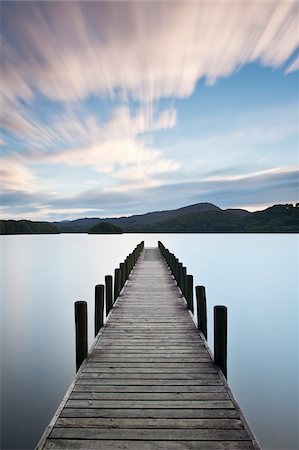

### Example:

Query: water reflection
xmin=0 ymin=234 xmax=298 ymax=449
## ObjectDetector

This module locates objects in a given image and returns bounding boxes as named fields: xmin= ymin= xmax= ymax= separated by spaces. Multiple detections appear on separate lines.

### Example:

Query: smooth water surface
xmin=0 ymin=234 xmax=298 ymax=449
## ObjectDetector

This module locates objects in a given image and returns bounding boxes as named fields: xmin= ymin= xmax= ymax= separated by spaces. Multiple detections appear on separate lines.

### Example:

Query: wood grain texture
xmin=36 ymin=247 xmax=259 ymax=450
xmin=43 ymin=440 xmax=255 ymax=450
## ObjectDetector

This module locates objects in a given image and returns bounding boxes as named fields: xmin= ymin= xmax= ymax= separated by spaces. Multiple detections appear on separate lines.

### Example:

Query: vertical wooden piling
xmin=120 ymin=263 xmax=125 ymax=290
xmin=182 ymin=266 xmax=187 ymax=297
xmin=95 ymin=284 xmax=104 ymax=337
xmin=114 ymin=268 xmax=120 ymax=302
xmin=105 ymin=275 xmax=113 ymax=316
xmin=74 ymin=301 xmax=87 ymax=372
xmin=214 ymin=305 xmax=227 ymax=378
xmin=196 ymin=285 xmax=207 ymax=340
xmin=178 ymin=262 xmax=183 ymax=291
xmin=125 ymin=258 xmax=130 ymax=279
xmin=186 ymin=274 xmax=194 ymax=313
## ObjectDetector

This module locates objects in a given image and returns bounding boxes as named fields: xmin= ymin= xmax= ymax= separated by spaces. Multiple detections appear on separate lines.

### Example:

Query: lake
xmin=0 ymin=233 xmax=298 ymax=450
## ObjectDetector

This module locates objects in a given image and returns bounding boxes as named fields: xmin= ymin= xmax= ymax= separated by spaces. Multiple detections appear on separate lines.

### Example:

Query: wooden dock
xmin=37 ymin=247 xmax=259 ymax=449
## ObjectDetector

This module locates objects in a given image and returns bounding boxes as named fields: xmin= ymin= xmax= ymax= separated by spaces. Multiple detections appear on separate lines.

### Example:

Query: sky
xmin=0 ymin=1 xmax=298 ymax=221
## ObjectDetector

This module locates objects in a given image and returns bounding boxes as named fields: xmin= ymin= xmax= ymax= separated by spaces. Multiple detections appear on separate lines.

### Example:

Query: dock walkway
xmin=37 ymin=247 xmax=259 ymax=449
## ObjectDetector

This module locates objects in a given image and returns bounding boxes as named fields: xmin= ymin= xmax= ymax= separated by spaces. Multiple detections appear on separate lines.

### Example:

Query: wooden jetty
xmin=36 ymin=245 xmax=259 ymax=450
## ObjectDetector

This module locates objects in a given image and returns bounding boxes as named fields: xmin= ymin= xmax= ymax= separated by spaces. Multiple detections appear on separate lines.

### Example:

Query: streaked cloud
xmin=285 ymin=55 xmax=299 ymax=74
xmin=1 ymin=2 xmax=298 ymax=105
xmin=0 ymin=104 xmax=180 ymax=195
xmin=0 ymin=160 xmax=37 ymax=193
xmin=0 ymin=2 xmax=297 ymax=219
xmin=1 ymin=165 xmax=297 ymax=221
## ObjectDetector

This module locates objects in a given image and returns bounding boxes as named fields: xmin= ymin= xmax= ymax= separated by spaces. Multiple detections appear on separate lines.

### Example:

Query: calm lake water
xmin=0 ymin=233 xmax=298 ymax=450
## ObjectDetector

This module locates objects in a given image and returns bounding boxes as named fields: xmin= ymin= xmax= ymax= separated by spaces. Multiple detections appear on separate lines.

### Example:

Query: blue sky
xmin=0 ymin=1 xmax=298 ymax=221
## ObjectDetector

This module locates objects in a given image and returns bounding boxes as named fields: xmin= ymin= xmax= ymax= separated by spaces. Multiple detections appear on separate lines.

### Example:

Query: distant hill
xmin=2 ymin=203 xmax=298 ymax=234
xmin=55 ymin=202 xmax=249 ymax=233
xmin=0 ymin=220 xmax=59 ymax=234
xmin=55 ymin=202 xmax=297 ymax=233
xmin=122 ymin=204 xmax=298 ymax=233
xmin=89 ymin=221 xmax=123 ymax=234
xmin=242 ymin=204 xmax=298 ymax=232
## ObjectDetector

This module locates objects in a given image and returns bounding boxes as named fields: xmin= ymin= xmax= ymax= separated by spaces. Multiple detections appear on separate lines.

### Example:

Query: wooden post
xmin=186 ymin=274 xmax=194 ymax=313
xmin=74 ymin=301 xmax=87 ymax=372
xmin=120 ymin=262 xmax=125 ymax=289
xmin=126 ymin=255 xmax=130 ymax=275
xmin=178 ymin=263 xmax=184 ymax=291
xmin=170 ymin=254 xmax=175 ymax=274
xmin=114 ymin=268 xmax=120 ymax=302
xmin=95 ymin=284 xmax=104 ymax=337
xmin=196 ymin=285 xmax=207 ymax=340
xmin=174 ymin=258 xmax=179 ymax=283
xmin=214 ymin=305 xmax=227 ymax=378
xmin=182 ymin=266 xmax=187 ymax=297
xmin=105 ymin=275 xmax=113 ymax=316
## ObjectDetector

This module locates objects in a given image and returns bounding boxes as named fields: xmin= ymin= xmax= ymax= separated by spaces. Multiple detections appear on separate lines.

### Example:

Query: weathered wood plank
xmin=73 ymin=385 xmax=227 ymax=393
xmin=75 ymin=378 xmax=223 ymax=386
xmin=94 ymin=347 xmax=206 ymax=352
xmin=65 ymin=399 xmax=235 ymax=409
xmin=79 ymin=372 xmax=220 ymax=379
xmin=83 ymin=367 xmax=217 ymax=374
xmin=50 ymin=428 xmax=250 ymax=440
xmin=69 ymin=392 xmax=230 ymax=401
xmin=44 ymin=440 xmax=254 ymax=450
xmin=84 ymin=362 xmax=215 ymax=367
xmin=60 ymin=408 xmax=240 ymax=419
xmin=56 ymin=417 xmax=243 ymax=429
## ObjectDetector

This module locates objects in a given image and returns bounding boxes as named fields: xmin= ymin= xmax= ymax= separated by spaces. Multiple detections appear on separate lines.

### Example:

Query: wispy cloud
xmin=1 ymin=2 xmax=297 ymax=219
xmin=1 ymin=2 xmax=298 ymax=105
xmin=1 ymin=165 xmax=297 ymax=220
xmin=0 ymin=160 xmax=37 ymax=193
xmin=169 ymin=103 xmax=298 ymax=176
xmin=285 ymin=55 xmax=299 ymax=74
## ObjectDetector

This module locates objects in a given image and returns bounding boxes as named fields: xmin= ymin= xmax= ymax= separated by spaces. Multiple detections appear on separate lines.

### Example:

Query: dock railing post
xmin=196 ymin=285 xmax=207 ymax=340
xmin=214 ymin=305 xmax=227 ymax=378
xmin=75 ymin=301 xmax=88 ymax=372
xmin=114 ymin=268 xmax=120 ymax=302
xmin=120 ymin=262 xmax=125 ymax=290
xmin=95 ymin=284 xmax=104 ymax=337
xmin=181 ymin=266 xmax=187 ymax=297
xmin=178 ymin=262 xmax=183 ymax=291
xmin=105 ymin=275 xmax=113 ymax=316
xmin=186 ymin=274 xmax=194 ymax=313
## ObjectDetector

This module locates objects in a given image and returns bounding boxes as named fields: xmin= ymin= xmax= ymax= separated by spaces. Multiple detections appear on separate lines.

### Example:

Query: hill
xmin=89 ymin=221 xmax=123 ymax=234
xmin=60 ymin=202 xmax=297 ymax=233
xmin=122 ymin=204 xmax=298 ymax=233
xmin=55 ymin=202 xmax=247 ymax=233
xmin=0 ymin=220 xmax=59 ymax=234
xmin=2 ymin=203 xmax=298 ymax=234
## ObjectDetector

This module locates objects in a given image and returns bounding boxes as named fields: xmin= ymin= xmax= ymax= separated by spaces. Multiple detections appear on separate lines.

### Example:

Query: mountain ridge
xmin=55 ymin=202 xmax=250 ymax=232
xmin=1 ymin=202 xmax=298 ymax=234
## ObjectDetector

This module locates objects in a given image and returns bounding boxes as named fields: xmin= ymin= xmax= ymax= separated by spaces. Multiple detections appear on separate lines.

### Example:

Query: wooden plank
xmin=65 ymin=399 xmax=235 ymax=409
xmin=73 ymin=385 xmax=227 ymax=393
xmin=69 ymin=392 xmax=230 ymax=401
xmin=50 ymin=427 xmax=250 ymax=440
xmin=83 ymin=369 xmax=218 ymax=374
xmin=79 ymin=373 xmax=220 ymax=379
xmin=94 ymin=346 xmax=205 ymax=351
xmin=94 ymin=347 xmax=206 ymax=352
xmin=60 ymin=408 xmax=240 ymax=419
xmin=56 ymin=417 xmax=243 ymax=428
xmin=84 ymin=362 xmax=215 ymax=367
xmin=44 ymin=440 xmax=254 ymax=450
xmin=75 ymin=378 xmax=224 ymax=386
